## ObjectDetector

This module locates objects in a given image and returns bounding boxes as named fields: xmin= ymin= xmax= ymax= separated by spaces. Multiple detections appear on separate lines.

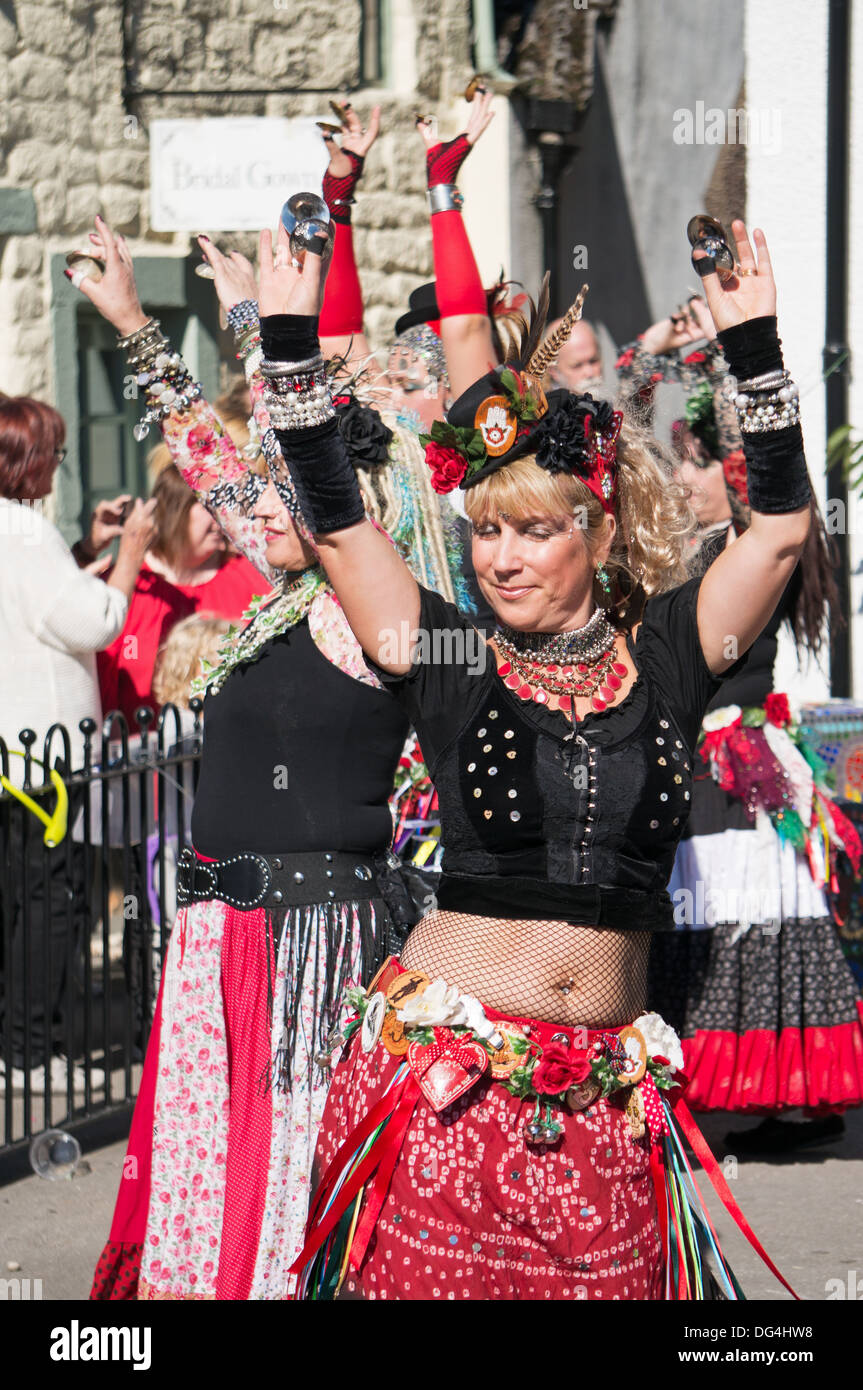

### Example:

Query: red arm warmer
xmin=426 ymin=135 xmax=487 ymax=319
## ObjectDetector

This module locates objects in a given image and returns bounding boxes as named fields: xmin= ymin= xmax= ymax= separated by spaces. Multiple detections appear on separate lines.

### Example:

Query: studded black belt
xmin=176 ymin=847 xmax=381 ymax=912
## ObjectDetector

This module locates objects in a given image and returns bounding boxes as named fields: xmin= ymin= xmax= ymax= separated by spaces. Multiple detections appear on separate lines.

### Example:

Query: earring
xmin=595 ymin=562 xmax=611 ymax=596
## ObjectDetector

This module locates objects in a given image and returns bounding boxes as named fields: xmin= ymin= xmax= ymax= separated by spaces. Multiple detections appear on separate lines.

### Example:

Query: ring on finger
xmin=735 ymin=265 xmax=758 ymax=276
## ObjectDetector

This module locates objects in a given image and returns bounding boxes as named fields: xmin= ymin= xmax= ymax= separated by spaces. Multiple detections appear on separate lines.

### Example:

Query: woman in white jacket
xmin=0 ymin=392 xmax=153 ymax=1093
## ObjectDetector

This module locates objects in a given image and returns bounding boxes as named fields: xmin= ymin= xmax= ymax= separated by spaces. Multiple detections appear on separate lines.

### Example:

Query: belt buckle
xmin=176 ymin=846 xmax=195 ymax=905
xmin=244 ymin=857 xmax=272 ymax=909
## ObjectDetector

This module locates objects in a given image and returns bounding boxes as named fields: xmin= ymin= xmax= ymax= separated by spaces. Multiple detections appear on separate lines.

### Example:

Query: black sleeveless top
xmin=192 ymin=618 xmax=410 ymax=858
xmin=375 ymin=579 xmax=741 ymax=931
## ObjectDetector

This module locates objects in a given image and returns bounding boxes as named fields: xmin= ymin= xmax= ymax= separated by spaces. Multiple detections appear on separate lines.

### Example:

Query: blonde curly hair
xmin=153 ymin=614 xmax=231 ymax=709
xmin=463 ymin=412 xmax=695 ymax=617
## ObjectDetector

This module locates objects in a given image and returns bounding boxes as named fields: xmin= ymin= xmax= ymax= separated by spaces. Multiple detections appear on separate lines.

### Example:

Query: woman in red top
xmin=98 ymin=463 xmax=268 ymax=729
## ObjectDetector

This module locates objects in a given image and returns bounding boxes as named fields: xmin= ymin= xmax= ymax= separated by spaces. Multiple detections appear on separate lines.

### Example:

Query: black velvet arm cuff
xmin=259 ymin=314 xmax=365 ymax=533
xmin=260 ymin=314 xmax=321 ymax=361
xmin=717 ymin=317 xmax=810 ymax=514
xmin=271 ymin=419 xmax=365 ymax=532
xmin=716 ymin=315 xmax=782 ymax=380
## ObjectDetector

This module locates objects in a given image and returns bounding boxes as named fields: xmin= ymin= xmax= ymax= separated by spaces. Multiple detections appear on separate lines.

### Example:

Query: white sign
xmin=149 ymin=118 xmax=329 ymax=232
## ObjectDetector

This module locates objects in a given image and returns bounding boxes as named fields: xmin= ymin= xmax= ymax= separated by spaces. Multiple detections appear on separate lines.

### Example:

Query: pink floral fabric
xmin=139 ymin=900 xmax=229 ymax=1299
xmin=136 ymin=896 xmax=380 ymax=1300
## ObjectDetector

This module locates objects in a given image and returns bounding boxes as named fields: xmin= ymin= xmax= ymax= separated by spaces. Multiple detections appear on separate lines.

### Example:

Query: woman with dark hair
xmin=0 ymin=393 xmax=153 ymax=1092
xmin=645 ymin=367 xmax=863 ymax=1154
xmin=72 ymin=212 xmax=468 ymax=1300
xmin=97 ymin=462 xmax=265 ymax=732
xmin=259 ymin=214 xmax=806 ymax=1299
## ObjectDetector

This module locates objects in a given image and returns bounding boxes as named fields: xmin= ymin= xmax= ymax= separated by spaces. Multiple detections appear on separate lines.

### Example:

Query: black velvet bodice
xmin=377 ymin=581 xmax=738 ymax=930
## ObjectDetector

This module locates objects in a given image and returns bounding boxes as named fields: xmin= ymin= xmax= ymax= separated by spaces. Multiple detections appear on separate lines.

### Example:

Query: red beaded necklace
xmin=495 ymin=645 xmax=629 ymax=715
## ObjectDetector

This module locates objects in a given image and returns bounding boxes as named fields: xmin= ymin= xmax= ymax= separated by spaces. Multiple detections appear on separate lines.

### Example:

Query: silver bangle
xmin=427 ymin=183 xmax=464 ymax=215
xmin=734 ymin=369 xmax=789 ymax=393
xmin=261 ymin=353 xmax=324 ymax=377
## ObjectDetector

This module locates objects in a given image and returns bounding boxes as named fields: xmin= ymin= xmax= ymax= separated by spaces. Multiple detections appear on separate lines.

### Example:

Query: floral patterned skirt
xmin=308 ymin=1026 xmax=664 ymax=1300
xmin=91 ymin=893 xmax=388 ymax=1301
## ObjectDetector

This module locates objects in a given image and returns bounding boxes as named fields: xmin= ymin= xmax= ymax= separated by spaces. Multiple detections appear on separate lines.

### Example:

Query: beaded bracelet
xmin=732 ymin=369 xmax=800 ymax=434
xmin=120 ymin=327 xmax=203 ymax=441
xmin=226 ymin=299 xmax=260 ymax=337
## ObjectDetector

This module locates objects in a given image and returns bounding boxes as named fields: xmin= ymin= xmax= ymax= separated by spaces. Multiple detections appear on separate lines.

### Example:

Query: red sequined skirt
xmin=311 ymin=1021 xmax=664 ymax=1300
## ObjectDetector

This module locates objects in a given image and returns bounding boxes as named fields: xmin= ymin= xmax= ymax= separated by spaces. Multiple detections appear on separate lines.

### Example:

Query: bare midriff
xmin=397 ymin=628 xmax=648 ymax=1028
xmin=400 ymin=909 xmax=650 ymax=1029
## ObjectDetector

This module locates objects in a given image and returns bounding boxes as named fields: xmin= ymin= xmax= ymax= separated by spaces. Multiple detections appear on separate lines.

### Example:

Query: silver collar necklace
xmin=494 ymin=606 xmax=617 ymax=666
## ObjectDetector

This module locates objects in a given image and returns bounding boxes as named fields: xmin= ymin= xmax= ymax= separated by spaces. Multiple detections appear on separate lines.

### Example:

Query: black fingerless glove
xmin=260 ymin=314 xmax=365 ymax=533
xmin=717 ymin=316 xmax=811 ymax=515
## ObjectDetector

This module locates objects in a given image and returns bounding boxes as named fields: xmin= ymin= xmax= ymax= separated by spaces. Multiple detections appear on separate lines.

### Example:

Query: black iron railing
xmin=0 ymin=704 xmax=202 ymax=1164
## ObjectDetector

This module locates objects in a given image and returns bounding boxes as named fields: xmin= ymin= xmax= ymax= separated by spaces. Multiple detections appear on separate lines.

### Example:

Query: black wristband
xmin=742 ymin=427 xmax=811 ymax=515
xmin=260 ymin=314 xmax=321 ymax=361
xmin=271 ymin=419 xmax=365 ymax=533
xmin=716 ymin=316 xmax=782 ymax=381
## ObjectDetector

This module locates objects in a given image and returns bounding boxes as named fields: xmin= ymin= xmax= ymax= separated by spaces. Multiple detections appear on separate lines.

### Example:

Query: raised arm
xmin=317 ymin=99 xmax=380 ymax=369
xmin=257 ymin=227 xmax=421 ymax=672
xmin=693 ymin=222 xmax=811 ymax=673
xmin=73 ymin=218 xmax=278 ymax=582
xmin=417 ymin=91 xmax=497 ymax=397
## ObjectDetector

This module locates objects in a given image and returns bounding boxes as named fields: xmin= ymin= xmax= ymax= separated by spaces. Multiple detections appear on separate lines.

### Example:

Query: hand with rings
xmin=693 ymin=219 xmax=776 ymax=332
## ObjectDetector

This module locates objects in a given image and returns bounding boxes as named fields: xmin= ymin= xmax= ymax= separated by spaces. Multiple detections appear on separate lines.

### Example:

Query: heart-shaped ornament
xmin=407 ymin=1038 xmax=488 ymax=1112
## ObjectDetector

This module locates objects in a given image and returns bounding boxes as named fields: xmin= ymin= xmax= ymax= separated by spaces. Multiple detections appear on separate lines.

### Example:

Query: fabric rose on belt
xmin=632 ymin=1012 xmax=684 ymax=1074
xmin=396 ymin=977 xmax=467 ymax=1028
xmin=532 ymin=1042 xmax=593 ymax=1096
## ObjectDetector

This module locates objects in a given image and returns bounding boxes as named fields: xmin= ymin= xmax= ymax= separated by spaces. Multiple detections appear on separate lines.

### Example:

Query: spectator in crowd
xmin=98 ymin=463 xmax=268 ymax=731
xmin=152 ymin=612 xmax=231 ymax=730
xmin=0 ymin=393 xmax=153 ymax=1092
xmin=543 ymin=317 xmax=603 ymax=389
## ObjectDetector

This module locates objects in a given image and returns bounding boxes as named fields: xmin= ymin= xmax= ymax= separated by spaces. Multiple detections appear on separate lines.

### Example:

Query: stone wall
xmin=0 ymin=0 xmax=481 ymax=400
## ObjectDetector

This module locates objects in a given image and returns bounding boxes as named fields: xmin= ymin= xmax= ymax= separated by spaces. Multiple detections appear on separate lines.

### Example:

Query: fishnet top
xmin=401 ymin=910 xmax=649 ymax=1027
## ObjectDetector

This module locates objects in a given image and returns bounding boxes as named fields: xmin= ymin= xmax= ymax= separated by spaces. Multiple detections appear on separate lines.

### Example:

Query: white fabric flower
xmin=701 ymin=704 xmax=742 ymax=734
xmin=397 ymin=977 xmax=467 ymax=1028
xmin=632 ymin=1012 xmax=684 ymax=1073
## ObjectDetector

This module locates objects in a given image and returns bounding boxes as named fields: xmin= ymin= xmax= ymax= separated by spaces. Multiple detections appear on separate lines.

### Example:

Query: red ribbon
xmin=668 ymin=1090 xmax=799 ymax=1300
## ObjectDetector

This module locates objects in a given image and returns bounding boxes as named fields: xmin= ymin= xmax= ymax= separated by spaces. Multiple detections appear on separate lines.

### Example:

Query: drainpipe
xmin=824 ymin=0 xmax=852 ymax=695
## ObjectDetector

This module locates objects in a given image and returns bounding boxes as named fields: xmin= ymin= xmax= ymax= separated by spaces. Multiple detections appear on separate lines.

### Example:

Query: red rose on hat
xmin=426 ymin=442 xmax=468 ymax=494
xmin=765 ymin=692 xmax=791 ymax=727
xmin=532 ymin=1043 xmax=593 ymax=1096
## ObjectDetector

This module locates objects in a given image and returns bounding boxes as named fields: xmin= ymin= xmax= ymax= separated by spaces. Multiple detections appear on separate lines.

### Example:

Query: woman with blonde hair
xmin=257 ymin=214 xmax=809 ymax=1299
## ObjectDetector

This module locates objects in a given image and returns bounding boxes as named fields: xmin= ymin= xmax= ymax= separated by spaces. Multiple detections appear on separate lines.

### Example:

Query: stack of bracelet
xmin=732 ymin=368 xmax=800 ymax=434
xmin=119 ymin=318 xmax=202 ymax=441
xmin=227 ymin=298 xmax=262 ymax=376
xmin=260 ymin=350 xmax=334 ymax=430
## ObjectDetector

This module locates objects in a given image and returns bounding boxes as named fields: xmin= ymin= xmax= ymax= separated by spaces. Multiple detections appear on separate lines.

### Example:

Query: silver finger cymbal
xmin=280 ymin=193 xmax=334 ymax=266
xmin=686 ymin=214 xmax=734 ymax=282
xmin=65 ymin=251 xmax=104 ymax=284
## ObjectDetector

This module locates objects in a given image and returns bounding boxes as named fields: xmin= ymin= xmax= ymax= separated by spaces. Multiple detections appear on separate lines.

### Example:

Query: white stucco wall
xmin=746 ymin=0 xmax=829 ymax=701
xmin=746 ymin=0 xmax=861 ymax=703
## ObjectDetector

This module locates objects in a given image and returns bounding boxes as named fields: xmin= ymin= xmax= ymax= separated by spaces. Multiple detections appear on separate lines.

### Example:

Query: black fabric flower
xmin=534 ymin=392 xmax=615 ymax=474
xmin=335 ymin=398 xmax=393 ymax=467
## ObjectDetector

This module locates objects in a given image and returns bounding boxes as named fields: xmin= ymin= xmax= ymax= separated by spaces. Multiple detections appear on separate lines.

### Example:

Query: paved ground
xmin=1 ymin=1105 xmax=861 ymax=1302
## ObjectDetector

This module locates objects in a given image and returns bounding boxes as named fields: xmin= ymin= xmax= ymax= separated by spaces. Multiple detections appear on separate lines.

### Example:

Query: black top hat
xmin=394 ymin=282 xmax=441 ymax=337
